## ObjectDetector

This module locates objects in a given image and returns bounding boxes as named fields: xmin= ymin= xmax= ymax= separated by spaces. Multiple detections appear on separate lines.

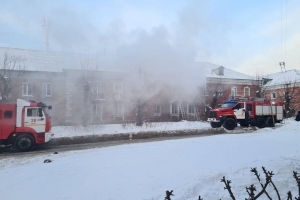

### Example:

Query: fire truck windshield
xmin=220 ymin=102 xmax=236 ymax=108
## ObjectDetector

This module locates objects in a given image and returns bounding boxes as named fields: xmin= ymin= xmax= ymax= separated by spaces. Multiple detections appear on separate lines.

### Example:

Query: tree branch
xmin=251 ymin=167 xmax=272 ymax=200
xmin=262 ymin=167 xmax=281 ymax=200
xmin=221 ymin=176 xmax=236 ymax=200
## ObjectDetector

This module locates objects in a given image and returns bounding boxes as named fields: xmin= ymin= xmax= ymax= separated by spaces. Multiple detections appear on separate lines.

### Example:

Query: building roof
xmin=0 ymin=47 xmax=255 ymax=81
xmin=264 ymin=69 xmax=300 ymax=86
xmin=196 ymin=62 xmax=254 ymax=80
xmin=0 ymin=47 xmax=99 ymax=72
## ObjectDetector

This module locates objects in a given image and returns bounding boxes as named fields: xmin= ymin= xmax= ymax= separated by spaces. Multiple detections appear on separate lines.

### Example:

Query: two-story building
xmin=0 ymin=47 xmax=264 ymax=125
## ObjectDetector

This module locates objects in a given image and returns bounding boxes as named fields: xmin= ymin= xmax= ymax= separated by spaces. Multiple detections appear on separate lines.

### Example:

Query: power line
xmin=281 ymin=0 xmax=283 ymax=61
xmin=279 ymin=0 xmax=288 ymax=73
xmin=284 ymin=0 xmax=288 ymax=62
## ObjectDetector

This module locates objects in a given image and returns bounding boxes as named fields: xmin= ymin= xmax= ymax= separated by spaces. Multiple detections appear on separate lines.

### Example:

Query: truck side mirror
xmin=48 ymin=106 xmax=52 ymax=110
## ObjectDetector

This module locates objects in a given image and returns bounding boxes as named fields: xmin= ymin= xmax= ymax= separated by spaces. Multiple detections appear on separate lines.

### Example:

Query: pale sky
xmin=0 ymin=0 xmax=299 ymax=75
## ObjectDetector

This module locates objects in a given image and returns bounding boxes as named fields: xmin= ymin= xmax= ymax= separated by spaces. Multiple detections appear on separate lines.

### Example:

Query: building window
xmin=22 ymin=83 xmax=32 ymax=96
xmin=271 ymin=92 xmax=277 ymax=99
xmin=93 ymin=104 xmax=103 ymax=117
xmin=154 ymin=104 xmax=161 ymax=116
xmin=244 ymin=87 xmax=250 ymax=97
xmin=114 ymin=93 xmax=123 ymax=100
xmin=92 ymin=84 xmax=104 ymax=100
xmin=188 ymin=104 xmax=195 ymax=114
xmin=114 ymin=104 xmax=124 ymax=116
xmin=42 ymin=83 xmax=52 ymax=97
xmin=171 ymin=103 xmax=178 ymax=114
xmin=114 ymin=82 xmax=123 ymax=93
xmin=231 ymin=87 xmax=237 ymax=97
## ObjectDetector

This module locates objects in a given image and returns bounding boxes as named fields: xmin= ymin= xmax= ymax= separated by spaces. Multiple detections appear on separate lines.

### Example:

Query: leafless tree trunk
xmin=276 ymin=82 xmax=298 ymax=117
xmin=135 ymin=66 xmax=151 ymax=126
xmin=0 ymin=52 xmax=26 ymax=103
xmin=252 ymin=71 xmax=268 ymax=98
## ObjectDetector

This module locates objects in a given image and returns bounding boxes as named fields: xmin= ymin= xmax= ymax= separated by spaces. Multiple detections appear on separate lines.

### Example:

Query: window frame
xmin=188 ymin=104 xmax=195 ymax=114
xmin=42 ymin=83 xmax=52 ymax=97
xmin=154 ymin=104 xmax=161 ymax=116
xmin=271 ymin=91 xmax=277 ymax=99
xmin=231 ymin=86 xmax=237 ymax=97
xmin=26 ymin=108 xmax=38 ymax=117
xmin=22 ymin=83 xmax=33 ymax=96
xmin=114 ymin=82 xmax=123 ymax=94
xmin=93 ymin=104 xmax=103 ymax=117
xmin=92 ymin=83 xmax=104 ymax=100
xmin=4 ymin=110 xmax=13 ymax=119
xmin=171 ymin=103 xmax=178 ymax=114
xmin=114 ymin=104 xmax=124 ymax=116
xmin=246 ymin=104 xmax=253 ymax=111
xmin=244 ymin=86 xmax=250 ymax=97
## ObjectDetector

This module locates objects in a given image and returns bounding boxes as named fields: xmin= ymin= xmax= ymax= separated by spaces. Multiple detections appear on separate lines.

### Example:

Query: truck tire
xmin=14 ymin=133 xmax=36 ymax=152
xmin=223 ymin=118 xmax=236 ymax=130
xmin=210 ymin=122 xmax=222 ymax=128
xmin=256 ymin=117 xmax=266 ymax=128
xmin=266 ymin=117 xmax=275 ymax=127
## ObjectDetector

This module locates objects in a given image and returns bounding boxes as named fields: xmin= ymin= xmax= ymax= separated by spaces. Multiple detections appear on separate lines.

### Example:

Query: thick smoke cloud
xmin=0 ymin=0 xmax=212 ymax=94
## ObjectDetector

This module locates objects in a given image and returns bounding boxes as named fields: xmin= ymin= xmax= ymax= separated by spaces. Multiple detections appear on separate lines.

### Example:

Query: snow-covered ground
xmin=52 ymin=120 xmax=211 ymax=138
xmin=1 ymin=119 xmax=300 ymax=200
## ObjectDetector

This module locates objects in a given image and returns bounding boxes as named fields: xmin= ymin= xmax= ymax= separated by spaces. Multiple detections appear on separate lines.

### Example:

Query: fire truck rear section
xmin=0 ymin=99 xmax=53 ymax=152
xmin=207 ymin=98 xmax=284 ymax=130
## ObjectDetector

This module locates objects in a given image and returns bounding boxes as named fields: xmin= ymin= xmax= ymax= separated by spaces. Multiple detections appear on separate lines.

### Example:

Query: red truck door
xmin=0 ymin=105 xmax=16 ymax=140
xmin=24 ymin=107 xmax=46 ymax=133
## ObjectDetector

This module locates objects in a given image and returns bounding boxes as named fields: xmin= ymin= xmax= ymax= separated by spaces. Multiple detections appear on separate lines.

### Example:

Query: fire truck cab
xmin=208 ymin=97 xmax=283 ymax=130
xmin=0 ymin=99 xmax=53 ymax=151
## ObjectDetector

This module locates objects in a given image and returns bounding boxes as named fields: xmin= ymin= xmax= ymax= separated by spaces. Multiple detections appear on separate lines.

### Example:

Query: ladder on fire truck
xmin=178 ymin=101 xmax=187 ymax=120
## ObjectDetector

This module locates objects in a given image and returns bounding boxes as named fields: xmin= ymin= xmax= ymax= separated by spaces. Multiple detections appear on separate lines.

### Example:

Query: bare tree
xmin=251 ymin=71 xmax=269 ymax=98
xmin=135 ymin=66 xmax=149 ymax=126
xmin=0 ymin=52 xmax=26 ymax=103
xmin=203 ymin=77 xmax=224 ymax=119
xmin=274 ymin=81 xmax=299 ymax=117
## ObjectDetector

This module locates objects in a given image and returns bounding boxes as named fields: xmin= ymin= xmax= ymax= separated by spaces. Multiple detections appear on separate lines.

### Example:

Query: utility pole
xmin=42 ymin=15 xmax=50 ymax=51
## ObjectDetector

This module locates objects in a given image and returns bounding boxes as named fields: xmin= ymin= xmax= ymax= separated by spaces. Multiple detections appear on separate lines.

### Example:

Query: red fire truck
xmin=0 ymin=99 xmax=53 ymax=151
xmin=207 ymin=97 xmax=284 ymax=130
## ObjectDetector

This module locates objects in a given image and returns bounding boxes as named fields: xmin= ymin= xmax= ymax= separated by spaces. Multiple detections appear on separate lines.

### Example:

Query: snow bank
xmin=51 ymin=121 xmax=211 ymax=138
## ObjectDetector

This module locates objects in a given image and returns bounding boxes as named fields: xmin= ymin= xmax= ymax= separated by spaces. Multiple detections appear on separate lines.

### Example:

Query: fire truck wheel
xmin=14 ymin=134 xmax=36 ymax=152
xmin=210 ymin=122 xmax=222 ymax=128
xmin=256 ymin=118 xmax=266 ymax=128
xmin=223 ymin=118 xmax=236 ymax=130
xmin=266 ymin=117 xmax=275 ymax=127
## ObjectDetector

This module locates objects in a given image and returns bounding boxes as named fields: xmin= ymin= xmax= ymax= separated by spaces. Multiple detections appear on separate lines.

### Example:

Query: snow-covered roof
xmin=0 ymin=47 xmax=255 ymax=80
xmin=197 ymin=62 xmax=254 ymax=80
xmin=264 ymin=69 xmax=300 ymax=86
xmin=0 ymin=47 xmax=99 ymax=72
